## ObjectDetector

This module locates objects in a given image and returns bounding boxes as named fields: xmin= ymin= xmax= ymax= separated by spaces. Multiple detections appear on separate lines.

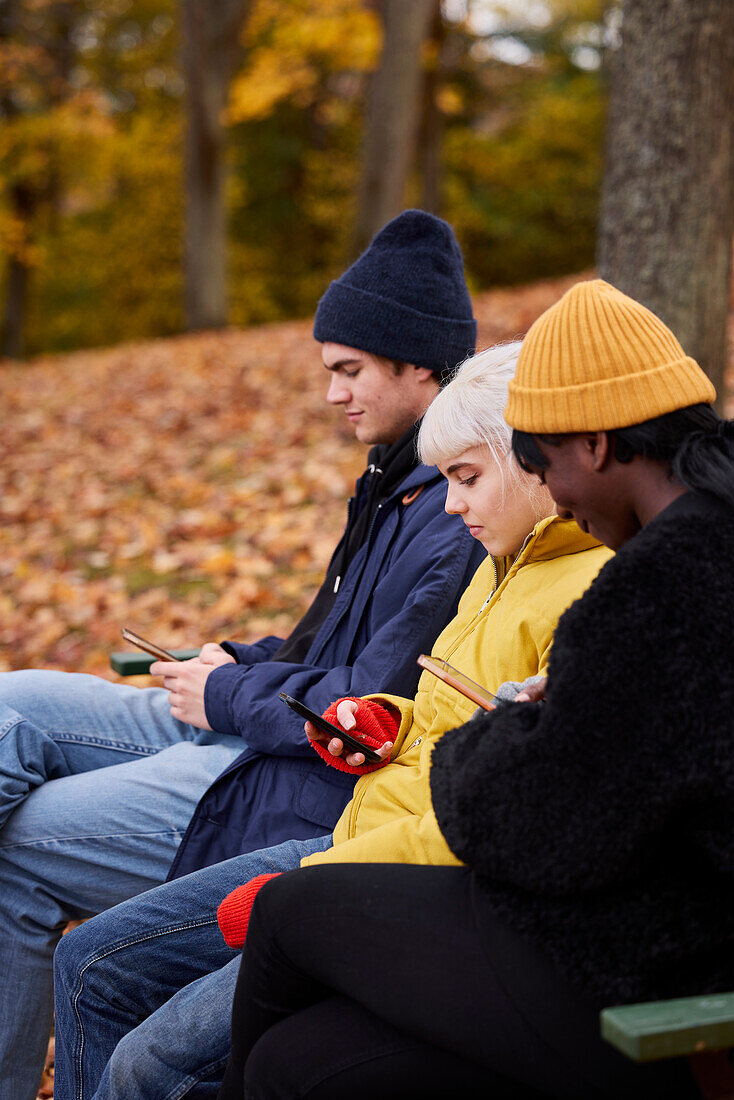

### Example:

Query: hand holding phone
xmin=325 ymin=700 xmax=395 ymax=764
xmin=278 ymin=693 xmax=383 ymax=764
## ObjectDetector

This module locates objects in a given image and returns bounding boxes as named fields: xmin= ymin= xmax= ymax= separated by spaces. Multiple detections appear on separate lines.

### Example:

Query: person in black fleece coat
xmin=215 ymin=282 xmax=734 ymax=1100
xmin=432 ymin=485 xmax=734 ymax=1010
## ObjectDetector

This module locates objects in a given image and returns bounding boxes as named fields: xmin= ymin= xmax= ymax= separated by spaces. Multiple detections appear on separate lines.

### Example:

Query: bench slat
xmin=110 ymin=649 xmax=201 ymax=676
xmin=601 ymin=994 xmax=734 ymax=1062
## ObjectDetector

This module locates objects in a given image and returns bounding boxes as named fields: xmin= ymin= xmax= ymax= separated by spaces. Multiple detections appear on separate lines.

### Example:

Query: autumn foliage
xmin=1 ymin=318 xmax=363 ymax=677
xmin=3 ymin=271 xmax=732 ymax=693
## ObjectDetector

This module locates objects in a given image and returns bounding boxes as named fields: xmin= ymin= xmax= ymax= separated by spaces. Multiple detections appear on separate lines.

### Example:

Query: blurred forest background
xmin=1 ymin=0 xmax=607 ymax=357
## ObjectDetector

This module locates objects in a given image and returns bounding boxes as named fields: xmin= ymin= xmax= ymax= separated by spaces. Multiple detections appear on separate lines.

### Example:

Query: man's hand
xmin=197 ymin=643 xmax=236 ymax=668
xmin=150 ymin=657 xmax=217 ymax=730
xmin=515 ymin=677 xmax=547 ymax=704
xmin=304 ymin=700 xmax=393 ymax=767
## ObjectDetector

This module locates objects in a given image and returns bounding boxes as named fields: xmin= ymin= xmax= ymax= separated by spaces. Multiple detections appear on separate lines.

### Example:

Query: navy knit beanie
xmin=313 ymin=210 xmax=476 ymax=378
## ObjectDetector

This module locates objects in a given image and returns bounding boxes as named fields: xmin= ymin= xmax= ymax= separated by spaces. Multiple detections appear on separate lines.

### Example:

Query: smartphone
xmin=121 ymin=628 xmax=182 ymax=663
xmin=417 ymin=655 xmax=496 ymax=712
xmin=278 ymin=692 xmax=382 ymax=764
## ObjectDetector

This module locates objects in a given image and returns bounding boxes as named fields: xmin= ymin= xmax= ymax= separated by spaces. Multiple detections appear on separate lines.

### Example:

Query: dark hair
xmin=376 ymin=355 xmax=452 ymax=386
xmin=511 ymin=404 xmax=734 ymax=510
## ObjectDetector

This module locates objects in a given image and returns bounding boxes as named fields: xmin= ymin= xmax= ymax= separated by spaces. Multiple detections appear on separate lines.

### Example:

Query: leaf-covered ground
xmin=2 ymin=272 xmax=598 ymax=680
xmin=1 ymin=273 xmax=731 ymax=1100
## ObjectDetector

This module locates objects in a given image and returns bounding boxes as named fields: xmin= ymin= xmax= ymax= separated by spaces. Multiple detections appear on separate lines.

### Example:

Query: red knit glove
xmin=217 ymin=873 xmax=280 ymax=949
xmin=309 ymin=697 xmax=398 ymax=774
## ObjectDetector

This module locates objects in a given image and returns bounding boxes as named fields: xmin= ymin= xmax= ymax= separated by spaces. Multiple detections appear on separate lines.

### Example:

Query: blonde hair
xmin=418 ymin=341 xmax=550 ymax=512
xmin=418 ymin=342 xmax=520 ymax=468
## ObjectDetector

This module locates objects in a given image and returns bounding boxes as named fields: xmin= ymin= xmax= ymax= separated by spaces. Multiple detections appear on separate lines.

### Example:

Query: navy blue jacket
xmin=168 ymin=461 xmax=484 ymax=879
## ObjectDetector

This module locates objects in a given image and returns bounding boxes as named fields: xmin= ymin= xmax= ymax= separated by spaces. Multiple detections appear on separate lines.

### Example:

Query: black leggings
xmin=217 ymin=864 xmax=697 ymax=1100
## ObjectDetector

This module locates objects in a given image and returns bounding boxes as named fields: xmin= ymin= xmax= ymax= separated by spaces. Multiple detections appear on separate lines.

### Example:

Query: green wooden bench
xmin=110 ymin=649 xmax=200 ymax=676
xmin=601 ymin=994 xmax=734 ymax=1098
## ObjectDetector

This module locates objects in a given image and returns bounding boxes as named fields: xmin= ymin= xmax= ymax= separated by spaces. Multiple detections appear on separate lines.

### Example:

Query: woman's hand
xmin=515 ymin=677 xmax=547 ymax=704
xmin=305 ymin=699 xmax=394 ymax=767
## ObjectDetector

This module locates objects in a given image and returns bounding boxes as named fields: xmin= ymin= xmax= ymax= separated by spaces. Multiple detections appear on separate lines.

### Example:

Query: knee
xmin=54 ymin=921 xmax=113 ymax=1008
xmin=248 ymin=869 xmax=312 ymax=931
xmin=244 ymin=1023 xmax=341 ymax=1100
xmin=0 ymin=668 xmax=65 ymax=710
xmin=104 ymin=1017 xmax=230 ymax=1098
xmin=0 ymin=851 xmax=68 ymax=944
xmin=246 ymin=868 xmax=332 ymax=952
xmin=53 ymin=925 xmax=89 ymax=1000
xmin=105 ymin=1029 xmax=158 ymax=1095
xmin=244 ymin=1031 xmax=297 ymax=1100
xmin=0 ymin=669 xmax=32 ymax=707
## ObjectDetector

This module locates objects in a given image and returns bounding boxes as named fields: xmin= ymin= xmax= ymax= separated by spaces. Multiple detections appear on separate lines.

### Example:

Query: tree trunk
xmin=0 ymin=2 xmax=26 ymax=358
xmin=419 ymin=0 xmax=445 ymax=215
xmin=1 ymin=250 xmax=30 ymax=360
xmin=597 ymin=0 xmax=734 ymax=405
xmin=0 ymin=164 xmax=28 ymax=358
xmin=181 ymin=0 xmax=249 ymax=330
xmin=353 ymin=0 xmax=435 ymax=255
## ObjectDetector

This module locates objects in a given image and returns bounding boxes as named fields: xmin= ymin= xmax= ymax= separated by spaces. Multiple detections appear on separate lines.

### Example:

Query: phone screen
xmin=278 ymin=692 xmax=382 ymax=764
xmin=417 ymin=655 xmax=496 ymax=711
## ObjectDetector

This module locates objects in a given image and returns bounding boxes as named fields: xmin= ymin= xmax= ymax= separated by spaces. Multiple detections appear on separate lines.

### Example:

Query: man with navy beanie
xmin=1 ymin=211 xmax=484 ymax=1100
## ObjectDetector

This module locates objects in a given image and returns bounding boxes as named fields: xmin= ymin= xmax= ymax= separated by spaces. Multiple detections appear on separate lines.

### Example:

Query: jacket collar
xmin=485 ymin=513 xmax=603 ymax=612
xmin=355 ymin=456 xmax=441 ymax=501
xmin=497 ymin=514 xmax=607 ymax=585
xmin=654 ymin=489 xmax=733 ymax=526
xmin=358 ymin=421 xmax=442 ymax=502
xmin=388 ymin=460 xmax=442 ymax=497
xmin=511 ymin=513 xmax=604 ymax=567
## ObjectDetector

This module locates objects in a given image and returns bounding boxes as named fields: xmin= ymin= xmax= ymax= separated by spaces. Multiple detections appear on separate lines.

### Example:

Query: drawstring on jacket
xmin=273 ymin=423 xmax=422 ymax=664
xmin=333 ymin=464 xmax=383 ymax=594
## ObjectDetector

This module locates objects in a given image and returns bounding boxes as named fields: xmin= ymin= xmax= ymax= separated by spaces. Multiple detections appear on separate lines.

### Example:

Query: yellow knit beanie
xmin=505 ymin=279 xmax=716 ymax=433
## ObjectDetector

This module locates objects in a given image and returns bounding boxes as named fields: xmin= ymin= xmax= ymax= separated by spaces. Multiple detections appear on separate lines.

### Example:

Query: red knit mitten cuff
xmin=217 ymin=873 xmax=280 ymax=949
xmin=310 ymin=697 xmax=398 ymax=774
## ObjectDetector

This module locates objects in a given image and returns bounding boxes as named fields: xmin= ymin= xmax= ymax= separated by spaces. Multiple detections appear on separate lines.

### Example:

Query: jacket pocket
xmin=293 ymin=769 xmax=355 ymax=830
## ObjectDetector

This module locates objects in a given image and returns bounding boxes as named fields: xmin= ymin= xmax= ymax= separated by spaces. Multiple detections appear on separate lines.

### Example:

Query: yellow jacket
xmin=301 ymin=515 xmax=611 ymax=870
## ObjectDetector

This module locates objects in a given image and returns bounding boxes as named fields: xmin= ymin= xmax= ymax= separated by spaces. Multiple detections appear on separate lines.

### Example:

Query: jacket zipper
xmin=332 ymin=463 xmax=383 ymax=594
xmin=478 ymin=531 xmax=533 ymax=616
xmin=478 ymin=556 xmax=499 ymax=614
xmin=332 ymin=495 xmax=355 ymax=594
xmin=311 ymin=472 xmax=431 ymax=665
xmin=317 ymin=500 xmax=386 ymax=655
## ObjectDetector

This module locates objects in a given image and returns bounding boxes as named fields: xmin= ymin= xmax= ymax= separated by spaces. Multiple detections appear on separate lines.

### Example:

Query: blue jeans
xmin=53 ymin=835 xmax=333 ymax=1100
xmin=0 ymin=670 xmax=245 ymax=1100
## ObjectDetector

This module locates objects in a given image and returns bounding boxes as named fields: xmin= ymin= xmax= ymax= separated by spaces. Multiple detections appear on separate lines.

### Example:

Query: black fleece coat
xmin=431 ymin=491 xmax=734 ymax=1008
